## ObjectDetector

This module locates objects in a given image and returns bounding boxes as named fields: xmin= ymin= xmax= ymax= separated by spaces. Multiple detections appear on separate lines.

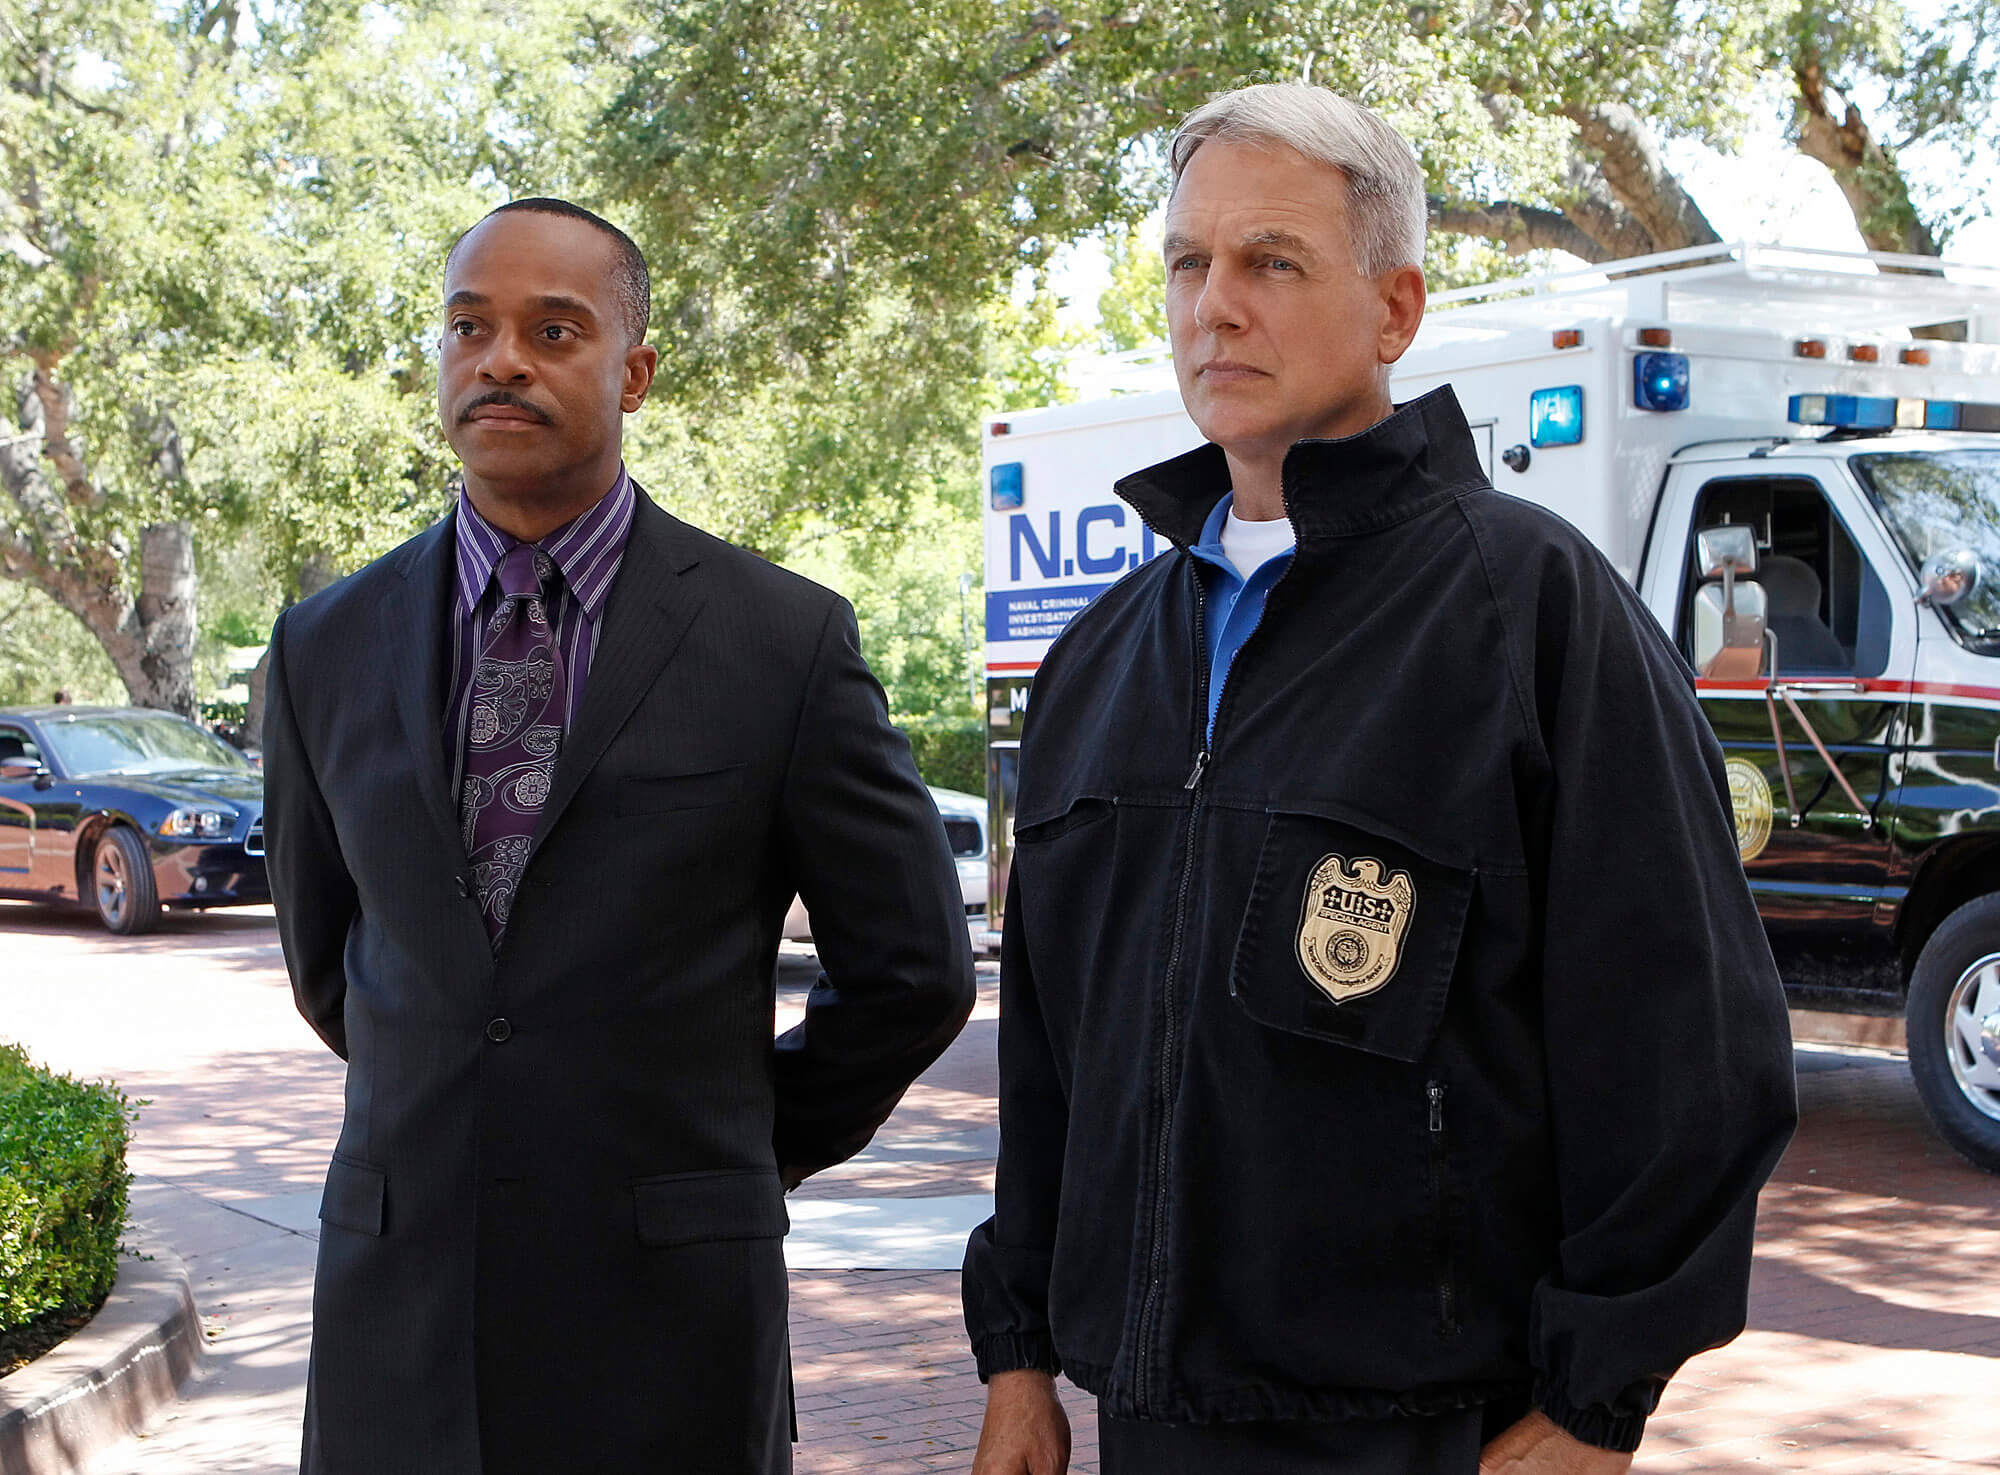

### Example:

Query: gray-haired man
xmin=961 ymin=84 xmax=1795 ymax=1474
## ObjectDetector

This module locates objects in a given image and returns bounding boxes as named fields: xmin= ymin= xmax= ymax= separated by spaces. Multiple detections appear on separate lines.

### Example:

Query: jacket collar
xmin=1115 ymin=386 xmax=1489 ymax=551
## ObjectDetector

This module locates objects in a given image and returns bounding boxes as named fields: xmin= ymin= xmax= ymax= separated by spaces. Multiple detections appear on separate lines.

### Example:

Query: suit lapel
xmin=384 ymin=517 xmax=465 ymax=862
xmin=527 ymin=487 xmax=707 ymax=862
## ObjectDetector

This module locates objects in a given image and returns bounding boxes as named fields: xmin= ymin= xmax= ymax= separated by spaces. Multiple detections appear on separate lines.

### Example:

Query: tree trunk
xmin=1 ymin=369 xmax=201 ymax=716
xmin=123 ymin=522 xmax=198 ymax=714
xmin=243 ymin=550 xmax=338 ymax=747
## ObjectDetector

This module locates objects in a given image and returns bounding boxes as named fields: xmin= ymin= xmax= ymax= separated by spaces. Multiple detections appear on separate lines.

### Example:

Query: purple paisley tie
xmin=460 ymin=543 xmax=566 ymax=943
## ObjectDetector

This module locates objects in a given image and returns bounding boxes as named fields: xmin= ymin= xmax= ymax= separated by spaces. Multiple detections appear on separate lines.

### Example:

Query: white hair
xmin=1169 ymin=84 xmax=1427 ymax=276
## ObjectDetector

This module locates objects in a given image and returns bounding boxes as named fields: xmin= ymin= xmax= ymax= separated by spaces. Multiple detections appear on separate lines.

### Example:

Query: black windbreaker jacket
xmin=962 ymin=388 xmax=1797 ymax=1452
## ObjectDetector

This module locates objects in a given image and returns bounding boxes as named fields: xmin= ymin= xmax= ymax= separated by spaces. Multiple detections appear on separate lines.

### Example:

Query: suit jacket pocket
xmin=320 ymin=1153 xmax=386 ymax=1237
xmin=632 ymin=1167 xmax=789 ymax=1249
xmin=1230 ymin=807 xmax=1475 ymax=1064
xmin=619 ymin=765 xmax=743 ymax=815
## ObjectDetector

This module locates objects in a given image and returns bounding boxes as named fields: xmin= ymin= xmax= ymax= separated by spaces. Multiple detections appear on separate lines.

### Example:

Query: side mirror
xmin=1690 ymin=524 xmax=1768 ymax=679
xmin=1692 ymin=577 xmax=1769 ymax=679
xmin=1696 ymin=525 xmax=1758 ymax=580
xmin=1920 ymin=549 xmax=1980 ymax=608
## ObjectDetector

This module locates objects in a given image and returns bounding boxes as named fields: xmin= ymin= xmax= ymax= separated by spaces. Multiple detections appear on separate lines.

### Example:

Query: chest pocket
xmin=1230 ymin=807 xmax=1474 ymax=1064
xmin=619 ymin=764 xmax=743 ymax=815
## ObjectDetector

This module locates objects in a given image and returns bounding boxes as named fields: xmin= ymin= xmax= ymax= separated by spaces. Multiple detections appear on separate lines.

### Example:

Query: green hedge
xmin=0 ymin=1043 xmax=134 ymax=1335
xmin=898 ymin=714 xmax=985 ymax=797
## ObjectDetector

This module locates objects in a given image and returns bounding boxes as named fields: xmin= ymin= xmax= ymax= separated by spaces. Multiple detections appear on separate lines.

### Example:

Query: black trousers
xmin=1097 ymin=1404 xmax=1488 ymax=1475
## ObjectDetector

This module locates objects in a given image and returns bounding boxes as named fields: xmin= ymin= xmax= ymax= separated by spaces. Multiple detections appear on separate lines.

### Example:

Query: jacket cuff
xmin=973 ymin=1331 xmax=1062 ymax=1383
xmin=1534 ymin=1376 xmax=1660 ymax=1454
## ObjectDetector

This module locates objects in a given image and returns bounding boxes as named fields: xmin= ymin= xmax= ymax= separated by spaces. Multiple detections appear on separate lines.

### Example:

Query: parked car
xmin=0 ymin=705 xmax=268 ymax=935
xmin=782 ymin=786 xmax=987 ymax=943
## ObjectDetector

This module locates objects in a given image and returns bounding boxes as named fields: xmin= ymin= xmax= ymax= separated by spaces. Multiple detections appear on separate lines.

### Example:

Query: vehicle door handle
xmin=1777 ymin=680 xmax=1867 ymax=695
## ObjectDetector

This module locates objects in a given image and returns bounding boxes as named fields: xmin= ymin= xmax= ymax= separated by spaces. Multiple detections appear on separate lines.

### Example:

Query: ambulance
xmin=979 ymin=241 xmax=2000 ymax=1172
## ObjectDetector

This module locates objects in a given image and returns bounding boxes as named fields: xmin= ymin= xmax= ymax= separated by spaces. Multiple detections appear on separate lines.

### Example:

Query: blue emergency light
xmin=1633 ymin=352 xmax=1691 ymax=412
xmin=1529 ymin=385 xmax=1584 ymax=447
xmin=1788 ymin=394 xmax=2000 ymax=432
xmin=990 ymin=461 xmax=1024 ymax=511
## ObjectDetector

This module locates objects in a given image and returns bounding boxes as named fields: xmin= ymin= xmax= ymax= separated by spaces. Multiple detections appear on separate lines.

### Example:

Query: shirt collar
xmin=1188 ymin=491 xmax=1237 ymax=577
xmin=453 ymin=465 xmax=635 ymax=620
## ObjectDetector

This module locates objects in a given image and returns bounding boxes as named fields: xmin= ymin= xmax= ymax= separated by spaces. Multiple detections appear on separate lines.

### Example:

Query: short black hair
xmin=448 ymin=197 xmax=651 ymax=345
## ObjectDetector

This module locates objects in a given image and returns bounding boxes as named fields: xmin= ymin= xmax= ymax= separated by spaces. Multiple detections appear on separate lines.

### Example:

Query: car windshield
xmin=1853 ymin=449 xmax=2000 ymax=652
xmin=41 ymin=714 xmax=254 ymax=778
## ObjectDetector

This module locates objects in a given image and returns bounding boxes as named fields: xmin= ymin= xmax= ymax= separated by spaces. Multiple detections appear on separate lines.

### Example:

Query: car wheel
xmin=93 ymin=827 xmax=160 ymax=936
xmin=1906 ymin=894 xmax=2000 ymax=1174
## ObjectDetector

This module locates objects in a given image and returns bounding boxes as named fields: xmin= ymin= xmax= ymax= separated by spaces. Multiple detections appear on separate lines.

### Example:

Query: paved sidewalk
xmin=3 ymin=901 xmax=1997 ymax=1472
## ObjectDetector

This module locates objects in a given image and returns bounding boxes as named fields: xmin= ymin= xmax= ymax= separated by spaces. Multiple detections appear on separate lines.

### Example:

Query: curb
xmin=0 ymin=1250 xmax=204 ymax=1475
xmin=1790 ymin=1006 xmax=1907 ymax=1053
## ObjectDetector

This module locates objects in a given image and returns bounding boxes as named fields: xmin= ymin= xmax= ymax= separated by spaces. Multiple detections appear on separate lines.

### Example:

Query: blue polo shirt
xmin=1188 ymin=493 xmax=1296 ymax=742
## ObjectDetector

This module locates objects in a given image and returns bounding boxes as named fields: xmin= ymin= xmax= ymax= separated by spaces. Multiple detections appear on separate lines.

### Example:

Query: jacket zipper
xmin=1427 ymin=1080 xmax=1460 ymax=1336
xmin=1131 ymin=537 xmax=1310 ymax=1411
xmin=1132 ymin=563 xmax=1210 ymax=1416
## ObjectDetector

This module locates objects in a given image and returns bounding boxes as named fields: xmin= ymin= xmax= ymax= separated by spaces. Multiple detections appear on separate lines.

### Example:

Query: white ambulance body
xmin=980 ymin=242 xmax=2000 ymax=1172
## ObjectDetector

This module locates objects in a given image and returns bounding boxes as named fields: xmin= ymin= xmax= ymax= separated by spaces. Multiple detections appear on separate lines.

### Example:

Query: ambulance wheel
xmin=1906 ymin=896 xmax=2000 ymax=1174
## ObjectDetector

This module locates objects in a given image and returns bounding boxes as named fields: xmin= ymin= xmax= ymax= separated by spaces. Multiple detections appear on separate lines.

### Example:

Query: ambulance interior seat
xmin=1758 ymin=555 xmax=1850 ymax=673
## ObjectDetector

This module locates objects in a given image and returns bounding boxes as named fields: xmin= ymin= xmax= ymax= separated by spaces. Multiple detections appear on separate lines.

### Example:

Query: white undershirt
xmin=1221 ymin=505 xmax=1297 ymax=582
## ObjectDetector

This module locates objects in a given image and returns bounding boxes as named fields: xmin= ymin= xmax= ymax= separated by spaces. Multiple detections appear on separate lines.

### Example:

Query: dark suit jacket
xmin=264 ymin=486 xmax=974 ymax=1474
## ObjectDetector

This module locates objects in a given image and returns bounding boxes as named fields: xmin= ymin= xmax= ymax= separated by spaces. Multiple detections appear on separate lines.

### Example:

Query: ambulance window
xmin=1679 ymin=476 xmax=1891 ymax=678
xmin=1853 ymin=450 xmax=2000 ymax=652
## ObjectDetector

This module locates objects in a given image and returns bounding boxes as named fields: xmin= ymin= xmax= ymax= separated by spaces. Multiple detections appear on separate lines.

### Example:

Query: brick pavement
xmin=785 ymin=1032 xmax=2000 ymax=1473
xmin=3 ymin=902 xmax=1998 ymax=1472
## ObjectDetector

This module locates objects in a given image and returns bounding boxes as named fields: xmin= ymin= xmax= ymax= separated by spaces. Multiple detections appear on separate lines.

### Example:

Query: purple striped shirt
xmin=445 ymin=468 xmax=636 ymax=781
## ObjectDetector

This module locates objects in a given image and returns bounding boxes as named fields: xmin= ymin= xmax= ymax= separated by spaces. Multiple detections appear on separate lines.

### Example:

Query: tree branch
xmin=24 ymin=358 xmax=101 ymax=508
xmin=1427 ymin=196 xmax=1615 ymax=261
xmin=1561 ymin=101 xmax=1721 ymax=252
xmin=1556 ymin=160 xmax=1665 ymax=261
xmin=47 ymin=75 xmax=123 ymax=121
xmin=995 ymin=7 xmax=1144 ymax=86
xmin=1793 ymin=55 xmax=1942 ymax=268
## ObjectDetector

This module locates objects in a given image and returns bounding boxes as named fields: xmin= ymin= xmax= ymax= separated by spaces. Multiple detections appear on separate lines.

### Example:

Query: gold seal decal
xmin=1725 ymin=757 xmax=1774 ymax=863
xmin=1297 ymin=853 xmax=1416 ymax=1004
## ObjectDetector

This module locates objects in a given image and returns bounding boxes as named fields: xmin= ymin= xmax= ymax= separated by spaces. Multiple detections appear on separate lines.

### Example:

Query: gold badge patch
xmin=1725 ymin=757 xmax=1773 ymax=863
xmin=1297 ymin=853 xmax=1416 ymax=1004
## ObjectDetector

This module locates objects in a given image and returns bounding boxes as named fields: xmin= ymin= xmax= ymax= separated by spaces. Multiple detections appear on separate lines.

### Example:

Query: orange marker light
xmin=1849 ymin=344 xmax=1880 ymax=363
xmin=1901 ymin=347 xmax=1932 ymax=366
xmin=1795 ymin=339 xmax=1828 ymax=359
xmin=1637 ymin=327 xmax=1673 ymax=348
xmin=1552 ymin=329 xmax=1583 ymax=350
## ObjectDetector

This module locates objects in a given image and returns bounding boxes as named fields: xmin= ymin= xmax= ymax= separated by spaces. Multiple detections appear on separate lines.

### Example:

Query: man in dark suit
xmin=264 ymin=198 xmax=975 ymax=1475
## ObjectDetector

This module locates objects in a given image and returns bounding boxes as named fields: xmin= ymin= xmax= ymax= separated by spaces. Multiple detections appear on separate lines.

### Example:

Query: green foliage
xmin=898 ymin=714 xmax=986 ymax=796
xmin=8 ymin=0 xmax=1988 ymax=730
xmin=1097 ymin=225 xmax=1169 ymax=354
xmin=0 ymin=580 xmax=125 ymax=705
xmin=0 ymin=1042 xmax=135 ymax=1335
xmin=1784 ymin=0 xmax=2000 ymax=248
xmin=775 ymin=480 xmax=981 ymax=724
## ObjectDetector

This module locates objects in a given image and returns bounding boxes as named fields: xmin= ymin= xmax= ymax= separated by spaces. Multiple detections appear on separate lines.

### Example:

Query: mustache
xmin=457 ymin=391 xmax=552 ymax=425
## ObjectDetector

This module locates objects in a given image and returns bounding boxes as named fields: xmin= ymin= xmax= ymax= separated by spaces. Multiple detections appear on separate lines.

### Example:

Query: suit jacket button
xmin=454 ymin=875 xmax=471 ymax=898
xmin=485 ymin=1018 xmax=512 ymax=1043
